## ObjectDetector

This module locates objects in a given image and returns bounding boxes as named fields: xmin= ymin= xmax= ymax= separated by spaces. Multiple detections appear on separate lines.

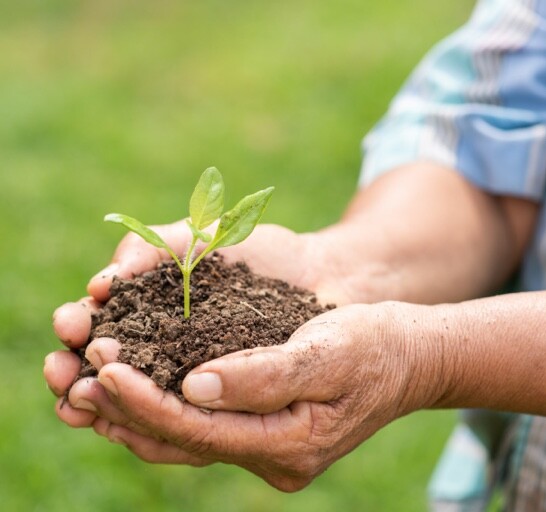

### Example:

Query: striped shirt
xmin=360 ymin=0 xmax=546 ymax=509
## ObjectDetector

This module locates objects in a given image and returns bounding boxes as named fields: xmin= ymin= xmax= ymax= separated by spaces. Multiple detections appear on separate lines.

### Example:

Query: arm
xmin=308 ymin=161 xmax=538 ymax=305
xmin=430 ymin=291 xmax=546 ymax=415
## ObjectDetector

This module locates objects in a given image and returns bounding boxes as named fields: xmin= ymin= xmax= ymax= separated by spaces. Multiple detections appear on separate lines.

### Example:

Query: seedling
xmin=105 ymin=167 xmax=274 ymax=318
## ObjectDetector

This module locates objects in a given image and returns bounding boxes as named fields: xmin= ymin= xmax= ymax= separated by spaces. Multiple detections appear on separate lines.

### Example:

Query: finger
xmin=97 ymin=363 xmax=287 ymax=459
xmin=84 ymin=337 xmax=121 ymax=371
xmin=55 ymin=396 xmax=96 ymax=428
xmin=182 ymin=312 xmax=349 ymax=413
xmin=44 ymin=351 xmax=82 ymax=396
xmin=52 ymin=298 xmax=98 ymax=348
xmin=96 ymin=363 xmax=327 ymax=490
xmin=68 ymin=376 xmax=152 ymax=437
xmin=87 ymin=220 xmax=190 ymax=302
xmin=92 ymin=418 xmax=211 ymax=466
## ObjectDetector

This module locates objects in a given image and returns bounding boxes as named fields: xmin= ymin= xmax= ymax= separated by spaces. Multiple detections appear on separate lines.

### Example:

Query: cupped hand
xmin=51 ymin=302 xmax=443 ymax=491
xmin=86 ymin=221 xmax=336 ymax=305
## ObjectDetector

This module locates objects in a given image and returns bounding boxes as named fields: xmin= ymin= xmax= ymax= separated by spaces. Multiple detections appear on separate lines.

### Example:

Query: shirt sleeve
xmin=360 ymin=0 xmax=546 ymax=201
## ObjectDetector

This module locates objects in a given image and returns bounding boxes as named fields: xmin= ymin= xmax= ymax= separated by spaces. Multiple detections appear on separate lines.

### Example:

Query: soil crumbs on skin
xmin=77 ymin=254 xmax=333 ymax=400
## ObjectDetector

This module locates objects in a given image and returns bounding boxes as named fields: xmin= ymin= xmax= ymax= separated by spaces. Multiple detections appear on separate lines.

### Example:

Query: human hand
xmin=47 ymin=302 xmax=445 ymax=491
xmin=84 ymin=220 xmax=341 ymax=305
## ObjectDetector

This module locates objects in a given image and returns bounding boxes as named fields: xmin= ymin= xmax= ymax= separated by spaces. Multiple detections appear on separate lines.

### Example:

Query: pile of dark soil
xmin=76 ymin=254 xmax=333 ymax=399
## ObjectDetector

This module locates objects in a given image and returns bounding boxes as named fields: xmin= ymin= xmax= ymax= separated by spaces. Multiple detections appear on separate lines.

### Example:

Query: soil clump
xmin=76 ymin=254 xmax=333 ymax=399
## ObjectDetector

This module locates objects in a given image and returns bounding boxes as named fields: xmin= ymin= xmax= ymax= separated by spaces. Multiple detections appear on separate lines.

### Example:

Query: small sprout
xmin=105 ymin=167 xmax=274 ymax=318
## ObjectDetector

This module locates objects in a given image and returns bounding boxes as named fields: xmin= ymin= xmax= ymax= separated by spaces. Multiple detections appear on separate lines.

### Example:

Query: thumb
xmin=181 ymin=315 xmax=347 ymax=414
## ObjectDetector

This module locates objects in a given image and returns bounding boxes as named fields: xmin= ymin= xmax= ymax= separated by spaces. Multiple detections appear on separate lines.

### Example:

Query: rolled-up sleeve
xmin=360 ymin=0 xmax=546 ymax=201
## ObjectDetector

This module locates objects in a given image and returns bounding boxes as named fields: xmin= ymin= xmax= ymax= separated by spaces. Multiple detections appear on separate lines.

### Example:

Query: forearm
xmin=309 ymin=161 xmax=537 ymax=305
xmin=423 ymin=291 xmax=546 ymax=415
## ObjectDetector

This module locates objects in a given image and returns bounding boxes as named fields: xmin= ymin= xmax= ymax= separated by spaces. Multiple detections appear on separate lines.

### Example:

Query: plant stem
xmin=165 ymin=247 xmax=191 ymax=318
xmin=183 ymin=270 xmax=191 ymax=319
xmin=181 ymin=237 xmax=199 ymax=318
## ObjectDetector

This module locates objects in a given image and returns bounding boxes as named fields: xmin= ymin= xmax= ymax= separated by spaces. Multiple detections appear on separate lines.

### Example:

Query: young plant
xmin=104 ymin=167 xmax=274 ymax=318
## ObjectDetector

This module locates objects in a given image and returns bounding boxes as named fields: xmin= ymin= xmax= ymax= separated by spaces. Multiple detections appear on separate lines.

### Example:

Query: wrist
xmin=373 ymin=301 xmax=456 ymax=415
xmin=303 ymin=221 xmax=401 ymax=305
xmin=425 ymin=293 xmax=546 ymax=415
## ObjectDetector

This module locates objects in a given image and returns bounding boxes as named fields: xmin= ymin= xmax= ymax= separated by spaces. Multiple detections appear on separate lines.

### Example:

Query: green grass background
xmin=0 ymin=1 xmax=475 ymax=510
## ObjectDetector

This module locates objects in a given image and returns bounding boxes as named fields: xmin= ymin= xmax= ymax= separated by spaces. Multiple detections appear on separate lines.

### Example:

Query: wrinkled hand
xmin=44 ymin=220 xmax=440 ymax=490
xmin=47 ymin=299 xmax=438 ymax=491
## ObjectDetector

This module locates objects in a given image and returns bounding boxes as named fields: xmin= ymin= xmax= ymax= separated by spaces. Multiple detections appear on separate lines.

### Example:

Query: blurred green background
xmin=1 ymin=0 xmax=474 ymax=510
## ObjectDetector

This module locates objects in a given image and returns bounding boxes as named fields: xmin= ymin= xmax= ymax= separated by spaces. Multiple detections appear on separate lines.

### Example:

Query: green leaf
xmin=186 ymin=219 xmax=212 ymax=243
xmin=189 ymin=167 xmax=224 ymax=230
xmin=104 ymin=213 xmax=168 ymax=249
xmin=208 ymin=186 xmax=274 ymax=250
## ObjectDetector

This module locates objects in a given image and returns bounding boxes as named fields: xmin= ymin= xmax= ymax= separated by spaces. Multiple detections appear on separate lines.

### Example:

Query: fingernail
xmin=98 ymin=375 xmax=118 ymax=397
xmin=92 ymin=263 xmax=120 ymax=281
xmin=184 ymin=372 xmax=223 ymax=403
xmin=85 ymin=345 xmax=104 ymax=370
xmin=44 ymin=352 xmax=56 ymax=370
xmin=74 ymin=399 xmax=97 ymax=412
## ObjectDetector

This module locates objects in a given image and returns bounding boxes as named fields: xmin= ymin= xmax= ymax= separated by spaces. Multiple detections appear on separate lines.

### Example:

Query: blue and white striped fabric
xmin=361 ymin=0 xmax=546 ymax=291
xmin=360 ymin=1 xmax=546 ymax=509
